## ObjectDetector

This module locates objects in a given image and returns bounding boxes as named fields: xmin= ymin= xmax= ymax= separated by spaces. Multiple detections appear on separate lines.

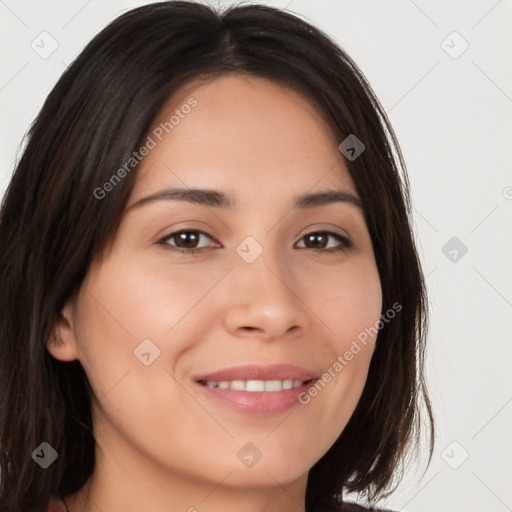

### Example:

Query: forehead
xmin=132 ymin=74 xmax=356 ymax=201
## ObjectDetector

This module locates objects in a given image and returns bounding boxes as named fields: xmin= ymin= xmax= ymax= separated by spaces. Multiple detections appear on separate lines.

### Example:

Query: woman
xmin=0 ymin=2 xmax=434 ymax=511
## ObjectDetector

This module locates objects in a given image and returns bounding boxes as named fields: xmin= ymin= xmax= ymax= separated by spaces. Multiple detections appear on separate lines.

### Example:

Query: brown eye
xmin=159 ymin=230 xmax=219 ymax=253
xmin=172 ymin=231 xmax=201 ymax=249
xmin=296 ymin=231 xmax=352 ymax=252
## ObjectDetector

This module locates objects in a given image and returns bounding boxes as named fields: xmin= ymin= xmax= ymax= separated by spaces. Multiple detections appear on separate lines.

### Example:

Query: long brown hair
xmin=0 ymin=2 xmax=434 ymax=511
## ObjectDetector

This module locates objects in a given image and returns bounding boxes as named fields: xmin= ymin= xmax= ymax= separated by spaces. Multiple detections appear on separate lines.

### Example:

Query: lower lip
xmin=196 ymin=381 xmax=315 ymax=416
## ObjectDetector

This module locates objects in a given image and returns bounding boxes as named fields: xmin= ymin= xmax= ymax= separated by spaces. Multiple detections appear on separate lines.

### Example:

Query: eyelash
xmin=157 ymin=230 xmax=352 ymax=255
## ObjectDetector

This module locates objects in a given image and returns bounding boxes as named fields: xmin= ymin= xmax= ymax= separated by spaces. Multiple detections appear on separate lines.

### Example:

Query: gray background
xmin=1 ymin=1 xmax=511 ymax=510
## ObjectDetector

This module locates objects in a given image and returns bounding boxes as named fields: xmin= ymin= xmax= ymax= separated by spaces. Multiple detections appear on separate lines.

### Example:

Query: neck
xmin=63 ymin=439 xmax=308 ymax=512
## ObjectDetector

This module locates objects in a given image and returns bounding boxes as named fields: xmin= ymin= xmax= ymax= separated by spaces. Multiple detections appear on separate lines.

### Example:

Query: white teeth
xmin=230 ymin=380 xmax=246 ymax=391
xmin=203 ymin=379 xmax=307 ymax=391
xmin=282 ymin=380 xmax=293 ymax=389
xmin=246 ymin=380 xmax=265 ymax=392
xmin=264 ymin=380 xmax=282 ymax=391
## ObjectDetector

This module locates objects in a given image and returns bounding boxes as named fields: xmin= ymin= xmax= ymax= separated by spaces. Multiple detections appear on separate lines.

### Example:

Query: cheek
xmin=72 ymin=263 xmax=209 ymax=472
xmin=72 ymin=255 xmax=227 ymax=405
xmin=307 ymin=254 xmax=383 ymax=346
xmin=77 ymin=255 xmax=225 ymax=345
xmin=294 ymin=255 xmax=382 ymax=441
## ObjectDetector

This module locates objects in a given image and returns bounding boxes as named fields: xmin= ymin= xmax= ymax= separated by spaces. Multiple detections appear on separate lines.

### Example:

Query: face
xmin=49 ymin=75 xmax=382 ymax=493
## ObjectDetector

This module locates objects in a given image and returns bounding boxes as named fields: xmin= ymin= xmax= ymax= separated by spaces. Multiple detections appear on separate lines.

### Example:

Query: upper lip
xmin=194 ymin=363 xmax=317 ymax=383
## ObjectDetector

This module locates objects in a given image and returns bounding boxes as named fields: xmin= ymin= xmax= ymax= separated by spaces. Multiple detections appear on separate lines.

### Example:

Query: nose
xmin=222 ymin=247 xmax=308 ymax=341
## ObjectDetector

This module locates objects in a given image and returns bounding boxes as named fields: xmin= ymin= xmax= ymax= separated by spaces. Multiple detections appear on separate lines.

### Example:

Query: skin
xmin=47 ymin=74 xmax=382 ymax=512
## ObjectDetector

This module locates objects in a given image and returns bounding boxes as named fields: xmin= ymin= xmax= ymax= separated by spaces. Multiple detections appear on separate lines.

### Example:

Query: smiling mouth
xmin=194 ymin=364 xmax=318 ymax=415
xmin=196 ymin=378 xmax=315 ymax=392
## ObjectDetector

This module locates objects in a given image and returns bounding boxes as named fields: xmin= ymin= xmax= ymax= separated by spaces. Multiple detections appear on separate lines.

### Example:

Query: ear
xmin=46 ymin=300 xmax=81 ymax=361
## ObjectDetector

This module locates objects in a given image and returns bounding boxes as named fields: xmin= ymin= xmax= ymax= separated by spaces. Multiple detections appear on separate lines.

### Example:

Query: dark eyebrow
xmin=125 ymin=187 xmax=363 ymax=212
xmin=294 ymin=190 xmax=362 ymax=209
